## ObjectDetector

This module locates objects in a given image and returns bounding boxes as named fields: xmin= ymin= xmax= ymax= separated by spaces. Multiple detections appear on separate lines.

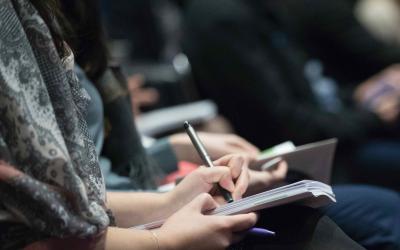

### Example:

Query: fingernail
xmin=232 ymin=191 xmax=239 ymax=200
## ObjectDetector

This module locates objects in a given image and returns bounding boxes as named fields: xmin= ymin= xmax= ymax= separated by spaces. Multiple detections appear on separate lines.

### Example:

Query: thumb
xmin=198 ymin=166 xmax=235 ymax=193
xmin=226 ymin=213 xmax=258 ymax=232
xmin=189 ymin=193 xmax=219 ymax=213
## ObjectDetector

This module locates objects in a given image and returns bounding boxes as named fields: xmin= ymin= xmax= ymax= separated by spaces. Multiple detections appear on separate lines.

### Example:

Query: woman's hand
xmin=157 ymin=193 xmax=258 ymax=250
xmin=246 ymin=161 xmax=288 ymax=196
xmin=168 ymin=154 xmax=250 ymax=211
xmin=169 ymin=132 xmax=260 ymax=164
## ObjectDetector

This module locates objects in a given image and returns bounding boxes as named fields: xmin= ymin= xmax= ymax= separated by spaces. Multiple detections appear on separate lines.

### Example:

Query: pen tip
xmin=183 ymin=121 xmax=190 ymax=129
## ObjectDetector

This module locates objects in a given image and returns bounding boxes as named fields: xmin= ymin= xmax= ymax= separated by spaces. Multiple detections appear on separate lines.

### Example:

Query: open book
xmin=252 ymin=139 xmax=338 ymax=184
xmin=133 ymin=180 xmax=336 ymax=230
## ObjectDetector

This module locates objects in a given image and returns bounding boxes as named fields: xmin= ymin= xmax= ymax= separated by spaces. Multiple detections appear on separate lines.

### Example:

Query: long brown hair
xmin=29 ymin=0 xmax=70 ymax=57
xmin=60 ymin=0 xmax=109 ymax=82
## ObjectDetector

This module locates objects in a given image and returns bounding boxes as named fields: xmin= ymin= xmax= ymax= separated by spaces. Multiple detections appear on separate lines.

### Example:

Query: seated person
xmin=261 ymin=0 xmax=400 ymax=85
xmin=182 ymin=0 xmax=400 ymax=189
xmin=263 ymin=0 xmax=400 ymax=183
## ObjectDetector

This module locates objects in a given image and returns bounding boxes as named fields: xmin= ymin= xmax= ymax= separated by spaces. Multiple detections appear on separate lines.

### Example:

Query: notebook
xmin=252 ymin=139 xmax=338 ymax=184
xmin=133 ymin=180 xmax=336 ymax=230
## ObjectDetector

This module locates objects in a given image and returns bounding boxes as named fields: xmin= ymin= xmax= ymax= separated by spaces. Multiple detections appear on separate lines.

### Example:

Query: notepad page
xmin=132 ymin=180 xmax=335 ymax=230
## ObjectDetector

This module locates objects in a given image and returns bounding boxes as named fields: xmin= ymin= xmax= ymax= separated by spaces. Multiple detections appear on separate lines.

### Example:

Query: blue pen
xmin=248 ymin=227 xmax=276 ymax=237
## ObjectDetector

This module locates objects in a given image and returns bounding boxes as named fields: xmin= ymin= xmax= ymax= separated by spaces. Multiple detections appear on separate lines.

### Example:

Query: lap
xmin=354 ymin=140 xmax=400 ymax=189
xmin=325 ymin=185 xmax=400 ymax=250
xmin=230 ymin=206 xmax=365 ymax=250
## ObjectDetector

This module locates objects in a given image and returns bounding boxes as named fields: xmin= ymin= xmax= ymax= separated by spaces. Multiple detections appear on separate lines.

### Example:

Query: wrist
xmin=155 ymin=229 xmax=178 ymax=250
xmin=148 ymin=230 xmax=160 ymax=250
xmin=164 ymin=188 xmax=186 ymax=215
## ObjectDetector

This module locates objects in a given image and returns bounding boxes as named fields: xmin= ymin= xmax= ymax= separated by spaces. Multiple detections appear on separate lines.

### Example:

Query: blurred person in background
xmin=262 ymin=0 xmax=400 ymax=86
xmin=250 ymin=0 xmax=400 ymax=185
xmin=183 ymin=0 xmax=400 ymax=189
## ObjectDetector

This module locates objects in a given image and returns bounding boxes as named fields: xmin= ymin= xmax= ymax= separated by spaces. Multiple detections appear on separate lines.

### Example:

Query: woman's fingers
xmin=233 ymin=166 xmax=249 ymax=200
xmin=229 ymin=155 xmax=245 ymax=179
xmin=189 ymin=193 xmax=219 ymax=213
xmin=213 ymin=154 xmax=247 ymax=179
xmin=212 ymin=154 xmax=233 ymax=166
xmin=270 ymin=161 xmax=288 ymax=181
xmin=225 ymin=213 xmax=258 ymax=232
xmin=213 ymin=154 xmax=250 ymax=199
xmin=198 ymin=166 xmax=235 ymax=193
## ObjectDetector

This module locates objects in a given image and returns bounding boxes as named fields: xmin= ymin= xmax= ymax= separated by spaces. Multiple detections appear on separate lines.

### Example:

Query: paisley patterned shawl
xmin=0 ymin=0 xmax=111 ymax=248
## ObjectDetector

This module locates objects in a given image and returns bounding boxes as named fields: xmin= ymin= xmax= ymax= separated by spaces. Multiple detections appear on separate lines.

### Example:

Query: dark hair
xmin=60 ymin=0 xmax=109 ymax=82
xmin=29 ymin=0 xmax=70 ymax=57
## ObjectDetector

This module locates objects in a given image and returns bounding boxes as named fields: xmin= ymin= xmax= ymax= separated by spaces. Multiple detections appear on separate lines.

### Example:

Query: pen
xmin=184 ymin=121 xmax=234 ymax=203
xmin=248 ymin=227 xmax=276 ymax=237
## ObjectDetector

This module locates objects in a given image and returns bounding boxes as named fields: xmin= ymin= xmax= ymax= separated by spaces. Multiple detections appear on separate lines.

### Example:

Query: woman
xmin=0 ymin=1 xmax=364 ymax=249
xmin=0 ymin=0 xmax=256 ymax=249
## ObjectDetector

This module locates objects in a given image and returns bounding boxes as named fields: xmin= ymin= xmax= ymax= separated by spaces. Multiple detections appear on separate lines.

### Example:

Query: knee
xmin=330 ymin=185 xmax=400 ymax=249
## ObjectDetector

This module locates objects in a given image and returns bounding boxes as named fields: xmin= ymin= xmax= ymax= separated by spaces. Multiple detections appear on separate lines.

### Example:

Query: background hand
xmin=372 ymin=93 xmax=400 ymax=123
xmin=170 ymin=132 xmax=260 ymax=164
xmin=127 ymin=74 xmax=160 ymax=116
xmin=246 ymin=161 xmax=288 ymax=196
xmin=354 ymin=64 xmax=400 ymax=123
